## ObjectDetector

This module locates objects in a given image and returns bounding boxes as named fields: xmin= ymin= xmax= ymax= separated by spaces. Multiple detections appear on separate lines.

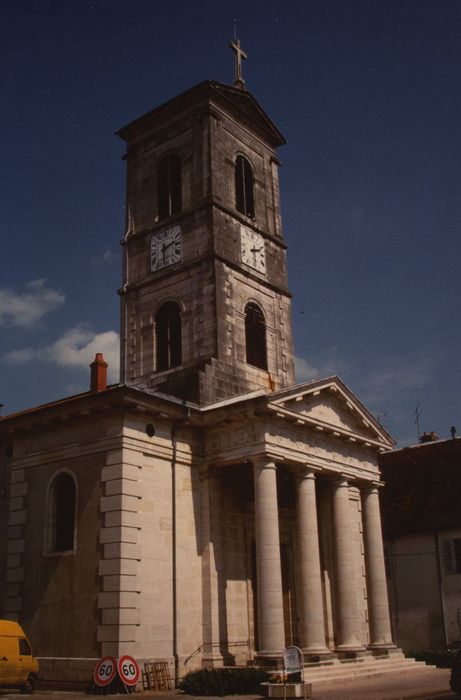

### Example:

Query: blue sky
xmin=1 ymin=0 xmax=460 ymax=446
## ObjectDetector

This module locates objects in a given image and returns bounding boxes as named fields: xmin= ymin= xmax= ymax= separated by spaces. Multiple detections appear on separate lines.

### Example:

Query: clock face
xmin=150 ymin=225 xmax=182 ymax=272
xmin=240 ymin=226 xmax=266 ymax=274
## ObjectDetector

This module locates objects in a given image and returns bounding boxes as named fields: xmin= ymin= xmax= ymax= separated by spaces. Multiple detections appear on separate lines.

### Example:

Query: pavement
xmin=0 ymin=667 xmax=456 ymax=700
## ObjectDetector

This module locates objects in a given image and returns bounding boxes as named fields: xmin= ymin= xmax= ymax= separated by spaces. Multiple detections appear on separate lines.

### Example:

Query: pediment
xmin=269 ymin=377 xmax=393 ymax=447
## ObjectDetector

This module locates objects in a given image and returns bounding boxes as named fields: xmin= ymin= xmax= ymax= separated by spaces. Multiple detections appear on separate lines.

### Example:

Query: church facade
xmin=0 ymin=65 xmax=397 ymax=685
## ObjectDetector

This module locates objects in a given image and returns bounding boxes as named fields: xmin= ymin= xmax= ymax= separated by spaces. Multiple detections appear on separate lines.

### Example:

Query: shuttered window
xmin=155 ymin=301 xmax=182 ymax=372
xmin=158 ymin=153 xmax=182 ymax=219
xmin=245 ymin=302 xmax=267 ymax=370
xmin=235 ymin=155 xmax=255 ymax=218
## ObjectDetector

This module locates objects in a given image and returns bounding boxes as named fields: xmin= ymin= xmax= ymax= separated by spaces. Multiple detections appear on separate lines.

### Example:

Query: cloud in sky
xmin=358 ymin=354 xmax=437 ymax=411
xmin=0 ymin=279 xmax=65 ymax=327
xmin=294 ymin=354 xmax=343 ymax=383
xmin=3 ymin=326 xmax=120 ymax=382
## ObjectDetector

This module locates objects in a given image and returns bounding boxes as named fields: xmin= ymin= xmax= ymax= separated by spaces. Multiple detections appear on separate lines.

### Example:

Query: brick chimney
xmin=420 ymin=431 xmax=439 ymax=444
xmin=90 ymin=353 xmax=108 ymax=392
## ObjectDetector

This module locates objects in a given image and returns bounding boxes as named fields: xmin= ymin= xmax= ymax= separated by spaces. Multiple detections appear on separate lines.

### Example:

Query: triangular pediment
xmin=269 ymin=377 xmax=394 ymax=447
xmin=210 ymin=81 xmax=286 ymax=147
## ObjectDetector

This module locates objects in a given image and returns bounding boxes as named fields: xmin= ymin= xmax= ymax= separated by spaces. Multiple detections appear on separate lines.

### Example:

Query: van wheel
xmin=20 ymin=675 xmax=35 ymax=694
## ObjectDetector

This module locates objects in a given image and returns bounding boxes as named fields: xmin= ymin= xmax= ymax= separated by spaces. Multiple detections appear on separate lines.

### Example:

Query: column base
xmin=368 ymin=644 xmax=398 ymax=656
xmin=201 ymin=653 xmax=226 ymax=669
xmin=335 ymin=642 xmax=366 ymax=657
xmin=302 ymin=647 xmax=333 ymax=663
xmin=255 ymin=651 xmax=283 ymax=669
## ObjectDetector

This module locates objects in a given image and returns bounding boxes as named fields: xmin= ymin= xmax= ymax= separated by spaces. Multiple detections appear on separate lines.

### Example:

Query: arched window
xmin=46 ymin=472 xmax=76 ymax=553
xmin=158 ymin=153 xmax=182 ymax=219
xmin=245 ymin=302 xmax=267 ymax=370
xmin=155 ymin=301 xmax=182 ymax=372
xmin=235 ymin=155 xmax=255 ymax=218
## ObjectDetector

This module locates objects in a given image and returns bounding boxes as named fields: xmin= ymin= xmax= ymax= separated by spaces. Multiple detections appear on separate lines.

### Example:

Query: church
xmin=0 ymin=43 xmax=400 ymax=686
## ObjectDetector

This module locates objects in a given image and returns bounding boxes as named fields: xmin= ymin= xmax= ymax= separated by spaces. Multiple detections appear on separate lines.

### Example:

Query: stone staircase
xmin=303 ymin=651 xmax=432 ymax=686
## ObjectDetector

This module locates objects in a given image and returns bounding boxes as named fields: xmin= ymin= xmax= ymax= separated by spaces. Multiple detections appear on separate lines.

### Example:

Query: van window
xmin=19 ymin=638 xmax=32 ymax=655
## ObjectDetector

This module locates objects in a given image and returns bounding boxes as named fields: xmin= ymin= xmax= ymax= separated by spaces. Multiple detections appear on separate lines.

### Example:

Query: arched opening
xmin=155 ymin=301 xmax=182 ymax=372
xmin=235 ymin=155 xmax=255 ymax=218
xmin=245 ymin=302 xmax=267 ymax=370
xmin=46 ymin=472 xmax=76 ymax=553
xmin=158 ymin=152 xmax=182 ymax=219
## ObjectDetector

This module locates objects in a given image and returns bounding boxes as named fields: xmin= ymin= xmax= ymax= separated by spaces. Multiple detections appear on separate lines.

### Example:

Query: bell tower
xmin=118 ymin=44 xmax=295 ymax=404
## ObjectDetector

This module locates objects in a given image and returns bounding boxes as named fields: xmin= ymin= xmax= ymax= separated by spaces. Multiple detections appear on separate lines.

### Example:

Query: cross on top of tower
xmin=229 ymin=36 xmax=247 ymax=89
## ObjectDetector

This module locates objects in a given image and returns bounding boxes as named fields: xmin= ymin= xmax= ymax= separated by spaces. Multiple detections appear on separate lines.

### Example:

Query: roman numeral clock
xmin=150 ymin=225 xmax=182 ymax=272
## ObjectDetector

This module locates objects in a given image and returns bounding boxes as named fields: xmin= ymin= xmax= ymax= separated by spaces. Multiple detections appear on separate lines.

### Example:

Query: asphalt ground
xmin=0 ymin=668 xmax=456 ymax=700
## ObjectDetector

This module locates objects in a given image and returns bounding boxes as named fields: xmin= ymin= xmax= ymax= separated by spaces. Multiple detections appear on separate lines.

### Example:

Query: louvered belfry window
xmin=155 ymin=301 xmax=182 ymax=372
xmin=158 ymin=153 xmax=182 ymax=219
xmin=235 ymin=155 xmax=255 ymax=218
xmin=245 ymin=302 xmax=267 ymax=370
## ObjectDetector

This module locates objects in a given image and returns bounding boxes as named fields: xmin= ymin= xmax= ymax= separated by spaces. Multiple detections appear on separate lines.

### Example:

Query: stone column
xmin=254 ymin=457 xmax=285 ymax=656
xmin=331 ymin=478 xmax=364 ymax=651
xmin=200 ymin=466 xmax=223 ymax=666
xmin=296 ymin=467 xmax=329 ymax=654
xmin=361 ymin=485 xmax=394 ymax=648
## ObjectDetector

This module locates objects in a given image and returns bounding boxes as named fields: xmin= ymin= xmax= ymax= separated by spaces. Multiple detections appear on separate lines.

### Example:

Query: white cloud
xmin=3 ymin=326 xmax=120 ymax=382
xmin=91 ymin=247 xmax=118 ymax=266
xmin=0 ymin=279 xmax=65 ymax=327
xmin=294 ymin=354 xmax=343 ymax=383
xmin=359 ymin=355 xmax=436 ymax=410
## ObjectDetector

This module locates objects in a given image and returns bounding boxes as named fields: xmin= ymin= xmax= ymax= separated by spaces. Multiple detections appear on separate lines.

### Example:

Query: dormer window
xmin=235 ymin=155 xmax=255 ymax=218
xmin=158 ymin=153 xmax=182 ymax=219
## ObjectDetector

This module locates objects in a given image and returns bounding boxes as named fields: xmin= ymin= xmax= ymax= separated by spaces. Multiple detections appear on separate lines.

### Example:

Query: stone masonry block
xmin=98 ymin=591 xmax=140 ymax=609
xmin=97 ymin=625 xmax=138 ymax=643
xmin=9 ymin=483 xmax=28 ymax=498
xmin=100 ymin=495 xmax=140 ymax=513
xmin=103 ymin=575 xmax=140 ymax=593
xmin=104 ymin=510 xmax=139 ymax=528
xmin=99 ymin=527 xmax=138 ymax=545
xmin=105 ymin=479 xmax=142 ymax=497
xmin=103 ymin=542 xmax=141 ymax=560
xmin=10 ymin=470 xmax=25 ymax=484
xmin=8 ymin=511 xmax=26 ymax=527
xmin=98 ymin=559 xmax=138 ymax=577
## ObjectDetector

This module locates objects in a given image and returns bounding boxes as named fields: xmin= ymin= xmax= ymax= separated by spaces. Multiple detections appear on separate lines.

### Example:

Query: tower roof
xmin=117 ymin=80 xmax=286 ymax=148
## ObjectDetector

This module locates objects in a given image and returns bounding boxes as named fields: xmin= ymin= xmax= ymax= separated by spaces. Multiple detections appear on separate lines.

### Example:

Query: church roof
xmin=379 ymin=437 xmax=461 ymax=537
xmin=116 ymin=80 xmax=286 ymax=148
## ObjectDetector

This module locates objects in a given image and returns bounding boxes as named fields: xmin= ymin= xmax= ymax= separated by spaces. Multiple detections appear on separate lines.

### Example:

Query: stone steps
xmin=302 ymin=655 xmax=432 ymax=686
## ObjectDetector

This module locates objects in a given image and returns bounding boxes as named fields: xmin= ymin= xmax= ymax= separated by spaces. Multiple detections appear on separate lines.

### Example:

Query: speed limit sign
xmin=94 ymin=656 xmax=117 ymax=686
xmin=117 ymin=655 xmax=140 ymax=686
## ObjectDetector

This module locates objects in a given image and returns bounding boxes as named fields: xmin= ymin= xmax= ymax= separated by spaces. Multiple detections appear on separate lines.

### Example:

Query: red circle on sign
xmin=94 ymin=656 xmax=117 ymax=686
xmin=117 ymin=655 xmax=140 ymax=686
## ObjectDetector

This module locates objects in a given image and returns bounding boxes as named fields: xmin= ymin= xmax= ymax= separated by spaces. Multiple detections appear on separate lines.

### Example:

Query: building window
xmin=245 ymin=302 xmax=267 ymax=370
xmin=155 ymin=301 xmax=182 ymax=372
xmin=441 ymin=538 xmax=461 ymax=574
xmin=235 ymin=155 xmax=255 ymax=218
xmin=158 ymin=153 xmax=182 ymax=219
xmin=46 ymin=472 xmax=76 ymax=554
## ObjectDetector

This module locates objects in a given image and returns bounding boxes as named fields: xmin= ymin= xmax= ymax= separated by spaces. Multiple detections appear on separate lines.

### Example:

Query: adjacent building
xmin=380 ymin=434 xmax=461 ymax=651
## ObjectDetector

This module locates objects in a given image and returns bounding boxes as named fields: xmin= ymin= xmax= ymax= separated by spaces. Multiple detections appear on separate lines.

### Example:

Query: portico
xmin=198 ymin=376 xmax=395 ymax=666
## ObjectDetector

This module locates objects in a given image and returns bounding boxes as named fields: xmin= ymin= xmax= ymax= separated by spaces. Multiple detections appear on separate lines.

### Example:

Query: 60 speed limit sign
xmin=117 ymin=655 xmax=140 ymax=686
xmin=94 ymin=656 xmax=117 ymax=686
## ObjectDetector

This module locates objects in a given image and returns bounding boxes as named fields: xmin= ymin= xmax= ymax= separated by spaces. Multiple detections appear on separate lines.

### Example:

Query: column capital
xmin=252 ymin=454 xmax=278 ymax=472
xmin=298 ymin=464 xmax=320 ymax=480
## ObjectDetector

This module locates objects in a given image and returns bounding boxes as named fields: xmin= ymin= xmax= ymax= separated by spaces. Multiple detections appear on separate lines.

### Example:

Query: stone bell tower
xmin=118 ymin=42 xmax=295 ymax=404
